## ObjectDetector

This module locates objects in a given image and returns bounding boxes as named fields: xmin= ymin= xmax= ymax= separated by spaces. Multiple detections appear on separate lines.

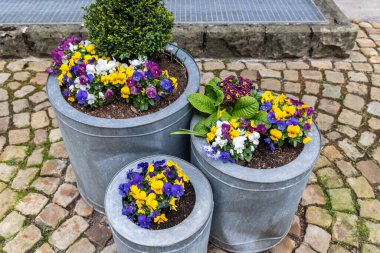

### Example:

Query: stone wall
xmin=0 ymin=0 xmax=357 ymax=59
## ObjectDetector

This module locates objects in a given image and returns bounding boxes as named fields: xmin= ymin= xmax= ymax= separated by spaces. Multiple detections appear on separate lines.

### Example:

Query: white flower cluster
xmin=209 ymin=120 xmax=260 ymax=161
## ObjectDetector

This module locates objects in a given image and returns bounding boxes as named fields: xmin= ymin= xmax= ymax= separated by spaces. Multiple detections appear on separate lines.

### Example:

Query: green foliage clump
xmin=83 ymin=0 xmax=174 ymax=60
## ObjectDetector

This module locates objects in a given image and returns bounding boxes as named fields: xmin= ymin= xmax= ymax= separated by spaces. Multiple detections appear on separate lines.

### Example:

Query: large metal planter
xmin=46 ymin=44 xmax=200 ymax=213
xmin=105 ymin=155 xmax=213 ymax=253
xmin=190 ymin=115 xmax=321 ymax=253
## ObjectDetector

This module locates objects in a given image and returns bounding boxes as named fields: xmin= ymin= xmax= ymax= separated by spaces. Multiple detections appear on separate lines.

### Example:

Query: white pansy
xmin=129 ymin=56 xmax=147 ymax=67
xmin=87 ymin=94 xmax=96 ymax=105
xmin=215 ymin=128 xmax=222 ymax=137
xmin=69 ymin=43 xmax=77 ymax=52
xmin=250 ymin=146 xmax=255 ymax=152
xmin=95 ymin=59 xmax=109 ymax=75
xmin=107 ymin=60 xmax=118 ymax=70
xmin=86 ymin=64 xmax=95 ymax=74
xmin=212 ymin=136 xmax=228 ymax=148
xmin=81 ymin=40 xmax=91 ymax=47
xmin=74 ymin=78 xmax=88 ymax=91
xmin=232 ymin=136 xmax=246 ymax=154
xmin=248 ymin=131 xmax=260 ymax=145
xmin=98 ymin=92 xmax=105 ymax=100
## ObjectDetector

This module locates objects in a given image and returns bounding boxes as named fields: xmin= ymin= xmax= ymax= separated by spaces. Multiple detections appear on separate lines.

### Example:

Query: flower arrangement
xmin=173 ymin=75 xmax=314 ymax=164
xmin=203 ymin=118 xmax=260 ymax=163
xmin=118 ymin=159 xmax=190 ymax=229
xmin=257 ymin=91 xmax=313 ymax=150
xmin=47 ymin=38 xmax=178 ymax=111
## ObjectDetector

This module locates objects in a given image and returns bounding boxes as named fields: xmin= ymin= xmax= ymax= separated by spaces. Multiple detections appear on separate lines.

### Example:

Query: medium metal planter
xmin=105 ymin=155 xmax=214 ymax=253
xmin=190 ymin=115 xmax=321 ymax=253
xmin=46 ymin=44 xmax=200 ymax=213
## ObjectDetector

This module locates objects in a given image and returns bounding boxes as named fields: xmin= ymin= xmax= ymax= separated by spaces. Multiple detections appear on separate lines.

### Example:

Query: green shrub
xmin=83 ymin=0 xmax=174 ymax=60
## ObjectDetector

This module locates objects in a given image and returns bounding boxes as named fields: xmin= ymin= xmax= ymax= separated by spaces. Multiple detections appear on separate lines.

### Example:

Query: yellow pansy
xmin=229 ymin=118 xmax=240 ymax=128
xmin=183 ymin=174 xmax=189 ymax=182
xmin=206 ymin=132 xmax=215 ymax=143
xmin=83 ymin=55 xmax=93 ymax=64
xmin=85 ymin=44 xmax=96 ymax=54
xmin=274 ymin=93 xmax=287 ymax=105
xmin=147 ymin=164 xmax=154 ymax=173
xmin=283 ymin=105 xmax=296 ymax=116
xmin=169 ymin=198 xmax=178 ymax=211
xmin=116 ymin=72 xmax=127 ymax=85
xmin=162 ymin=70 xmax=169 ymax=78
xmin=60 ymin=63 xmax=69 ymax=73
xmin=287 ymin=125 xmax=301 ymax=138
xmin=274 ymin=108 xmax=287 ymax=121
xmin=261 ymin=91 xmax=274 ymax=103
xmin=68 ymin=97 xmax=75 ymax=102
xmin=151 ymin=180 xmax=164 ymax=195
xmin=57 ymin=74 xmax=64 ymax=86
xmin=229 ymin=129 xmax=240 ymax=139
xmin=146 ymin=193 xmax=158 ymax=211
xmin=270 ymin=129 xmax=282 ymax=141
xmin=154 ymin=214 xmax=168 ymax=224
xmin=137 ymin=209 xmax=145 ymax=214
xmin=126 ymin=66 xmax=134 ymax=78
xmin=121 ymin=86 xmax=130 ymax=99
xmin=72 ymin=51 xmax=82 ymax=63
xmin=303 ymin=136 xmax=312 ymax=144
xmin=174 ymin=179 xmax=184 ymax=188
xmin=101 ymin=75 xmax=110 ymax=85
xmin=170 ymin=77 xmax=178 ymax=89
xmin=250 ymin=120 xmax=255 ymax=128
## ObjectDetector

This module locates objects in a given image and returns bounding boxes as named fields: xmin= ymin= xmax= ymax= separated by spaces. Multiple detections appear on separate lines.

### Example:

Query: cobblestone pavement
xmin=0 ymin=21 xmax=380 ymax=253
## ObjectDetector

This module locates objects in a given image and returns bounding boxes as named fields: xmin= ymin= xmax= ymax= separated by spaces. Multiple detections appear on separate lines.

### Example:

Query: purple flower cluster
xmin=217 ymin=76 xmax=256 ymax=104
xmin=47 ymin=37 xmax=82 ymax=74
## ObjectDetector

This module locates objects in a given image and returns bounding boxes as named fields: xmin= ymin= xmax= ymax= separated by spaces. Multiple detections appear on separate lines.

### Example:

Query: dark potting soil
xmin=70 ymin=54 xmax=187 ymax=119
xmin=237 ymin=139 xmax=304 ymax=169
xmin=151 ymin=182 xmax=195 ymax=230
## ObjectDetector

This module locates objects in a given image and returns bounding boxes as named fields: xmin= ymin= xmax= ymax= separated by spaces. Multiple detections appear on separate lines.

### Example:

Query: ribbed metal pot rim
xmin=191 ymin=114 xmax=321 ymax=184
xmin=105 ymin=155 xmax=213 ymax=247
xmin=46 ymin=44 xmax=199 ymax=129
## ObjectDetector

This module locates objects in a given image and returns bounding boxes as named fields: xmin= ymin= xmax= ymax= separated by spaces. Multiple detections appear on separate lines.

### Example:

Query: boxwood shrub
xmin=83 ymin=0 xmax=174 ymax=60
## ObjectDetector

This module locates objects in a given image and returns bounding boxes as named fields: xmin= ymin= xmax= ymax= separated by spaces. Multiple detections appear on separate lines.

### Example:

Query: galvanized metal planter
xmin=190 ymin=115 xmax=321 ymax=253
xmin=46 ymin=44 xmax=200 ymax=213
xmin=105 ymin=155 xmax=214 ymax=253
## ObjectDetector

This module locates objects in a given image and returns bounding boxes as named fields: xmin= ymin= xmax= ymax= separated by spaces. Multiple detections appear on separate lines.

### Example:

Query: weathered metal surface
xmin=105 ymin=155 xmax=214 ymax=253
xmin=190 ymin=114 xmax=321 ymax=252
xmin=46 ymin=44 xmax=200 ymax=213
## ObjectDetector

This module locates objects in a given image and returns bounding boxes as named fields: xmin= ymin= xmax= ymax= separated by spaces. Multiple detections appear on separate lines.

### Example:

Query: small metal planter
xmin=46 ymin=44 xmax=200 ymax=213
xmin=190 ymin=115 xmax=321 ymax=253
xmin=105 ymin=155 xmax=214 ymax=253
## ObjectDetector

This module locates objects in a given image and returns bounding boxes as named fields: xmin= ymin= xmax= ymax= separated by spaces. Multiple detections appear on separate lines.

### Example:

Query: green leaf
xmin=253 ymin=111 xmax=271 ymax=128
xmin=217 ymin=107 xmax=232 ymax=121
xmin=232 ymin=96 xmax=259 ymax=119
xmin=197 ymin=112 xmax=218 ymax=130
xmin=188 ymin=94 xmax=216 ymax=114
xmin=170 ymin=129 xmax=205 ymax=137
xmin=205 ymin=82 xmax=224 ymax=106
xmin=207 ymin=77 xmax=222 ymax=87
xmin=251 ymin=90 xmax=262 ymax=101
xmin=193 ymin=119 xmax=210 ymax=137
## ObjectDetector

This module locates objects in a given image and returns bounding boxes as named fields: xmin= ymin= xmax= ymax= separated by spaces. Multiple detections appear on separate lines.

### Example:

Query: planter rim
xmin=46 ymin=44 xmax=199 ymax=129
xmin=105 ymin=155 xmax=213 ymax=247
xmin=191 ymin=114 xmax=321 ymax=184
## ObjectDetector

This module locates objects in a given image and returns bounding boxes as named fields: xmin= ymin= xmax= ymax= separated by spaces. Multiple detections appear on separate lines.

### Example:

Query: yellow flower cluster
xmin=128 ymin=160 xmax=189 ymax=218
xmin=101 ymin=65 xmax=134 ymax=86
xmin=57 ymin=44 xmax=98 ymax=87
